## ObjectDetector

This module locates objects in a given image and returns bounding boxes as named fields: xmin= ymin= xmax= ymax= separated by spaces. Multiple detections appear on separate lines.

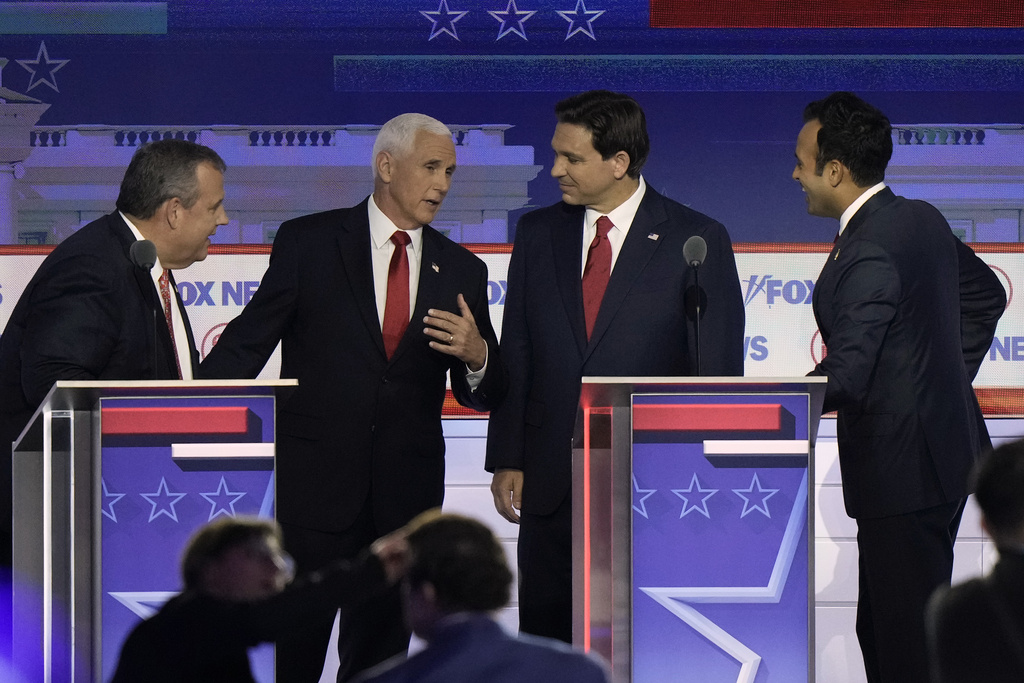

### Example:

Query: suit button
xmin=381 ymin=376 xmax=389 ymax=384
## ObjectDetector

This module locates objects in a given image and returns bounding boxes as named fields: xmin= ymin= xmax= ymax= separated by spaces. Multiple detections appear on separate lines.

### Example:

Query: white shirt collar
xmin=585 ymin=175 xmax=647 ymax=233
xmin=839 ymin=182 xmax=886 ymax=235
xmin=368 ymin=194 xmax=423 ymax=253
xmin=120 ymin=211 xmax=167 ymax=273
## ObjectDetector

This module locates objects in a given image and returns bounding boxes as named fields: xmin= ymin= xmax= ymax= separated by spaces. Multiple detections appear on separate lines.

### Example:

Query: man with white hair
xmin=201 ymin=113 xmax=506 ymax=682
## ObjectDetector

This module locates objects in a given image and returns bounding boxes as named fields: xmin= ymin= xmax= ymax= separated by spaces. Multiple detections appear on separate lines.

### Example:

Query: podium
xmin=573 ymin=377 xmax=827 ymax=683
xmin=11 ymin=379 xmax=296 ymax=683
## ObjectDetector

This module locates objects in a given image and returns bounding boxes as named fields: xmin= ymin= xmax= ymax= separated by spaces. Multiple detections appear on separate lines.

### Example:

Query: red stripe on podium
xmin=101 ymin=407 xmax=251 ymax=435
xmin=632 ymin=404 xmax=782 ymax=431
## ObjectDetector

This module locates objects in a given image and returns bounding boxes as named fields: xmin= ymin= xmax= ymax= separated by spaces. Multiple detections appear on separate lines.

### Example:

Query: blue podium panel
xmin=99 ymin=395 xmax=278 ymax=681
xmin=572 ymin=377 xmax=825 ymax=683
xmin=631 ymin=393 xmax=811 ymax=683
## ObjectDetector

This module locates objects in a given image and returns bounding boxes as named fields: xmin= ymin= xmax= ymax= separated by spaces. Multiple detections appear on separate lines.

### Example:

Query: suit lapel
xmin=393 ymin=226 xmax=446 ymax=363
xmin=335 ymin=200 xmax=387 ymax=359
xmin=844 ymin=187 xmax=896 ymax=240
xmin=585 ymin=190 xmax=668 ymax=355
xmin=167 ymin=271 xmax=200 ymax=373
xmin=551 ymin=204 xmax=588 ymax=356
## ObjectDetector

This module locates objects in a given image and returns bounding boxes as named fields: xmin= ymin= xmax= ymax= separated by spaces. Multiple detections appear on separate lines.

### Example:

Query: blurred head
xmin=117 ymin=139 xmax=229 ymax=269
xmin=973 ymin=440 xmax=1024 ymax=549
xmin=372 ymin=114 xmax=456 ymax=231
xmin=551 ymin=90 xmax=648 ymax=213
xmin=402 ymin=512 xmax=512 ymax=640
xmin=181 ymin=517 xmax=294 ymax=601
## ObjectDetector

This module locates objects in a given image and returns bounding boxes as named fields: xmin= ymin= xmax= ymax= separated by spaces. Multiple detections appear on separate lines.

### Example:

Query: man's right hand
xmin=490 ymin=469 xmax=523 ymax=524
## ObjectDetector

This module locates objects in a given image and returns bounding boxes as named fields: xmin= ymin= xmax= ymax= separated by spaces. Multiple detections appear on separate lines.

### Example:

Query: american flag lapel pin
xmin=432 ymin=262 xmax=440 ymax=273
xmin=647 ymin=233 xmax=659 ymax=241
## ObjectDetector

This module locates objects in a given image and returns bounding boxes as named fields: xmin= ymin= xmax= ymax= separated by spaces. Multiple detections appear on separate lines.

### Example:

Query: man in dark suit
xmin=793 ymin=92 xmax=1005 ymax=683
xmin=485 ymin=90 xmax=745 ymax=643
xmin=112 ymin=516 xmax=408 ymax=683
xmin=928 ymin=439 xmax=1024 ymax=683
xmin=200 ymin=113 xmax=505 ymax=682
xmin=0 ymin=139 xmax=228 ymax=568
xmin=354 ymin=512 xmax=610 ymax=683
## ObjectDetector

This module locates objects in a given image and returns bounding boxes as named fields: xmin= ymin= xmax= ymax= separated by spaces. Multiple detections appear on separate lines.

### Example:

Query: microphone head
xmin=129 ymin=239 xmax=157 ymax=271
xmin=683 ymin=235 xmax=707 ymax=268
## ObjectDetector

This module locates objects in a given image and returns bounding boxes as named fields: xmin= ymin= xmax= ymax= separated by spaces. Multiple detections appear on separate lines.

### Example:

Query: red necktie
xmin=158 ymin=269 xmax=183 ymax=379
xmin=382 ymin=231 xmax=411 ymax=358
xmin=582 ymin=216 xmax=613 ymax=339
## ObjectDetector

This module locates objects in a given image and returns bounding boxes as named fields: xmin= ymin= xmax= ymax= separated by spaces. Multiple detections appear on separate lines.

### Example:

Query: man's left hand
xmin=424 ymin=293 xmax=487 ymax=371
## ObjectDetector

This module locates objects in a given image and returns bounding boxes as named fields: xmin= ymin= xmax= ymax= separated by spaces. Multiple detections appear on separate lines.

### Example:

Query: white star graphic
xmin=556 ymin=0 xmax=605 ymax=41
xmin=101 ymin=479 xmax=125 ymax=523
xmin=632 ymin=474 xmax=657 ymax=519
xmin=17 ymin=41 xmax=69 ymax=93
xmin=733 ymin=472 xmax=779 ymax=519
xmin=140 ymin=477 xmax=187 ymax=523
xmin=672 ymin=473 xmax=718 ymax=519
xmin=200 ymin=476 xmax=247 ymax=521
xmin=420 ymin=0 xmax=469 ymax=41
xmin=488 ymin=0 xmax=536 ymax=41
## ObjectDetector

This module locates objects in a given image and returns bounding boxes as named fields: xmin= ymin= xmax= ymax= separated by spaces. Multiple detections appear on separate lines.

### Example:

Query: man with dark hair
xmin=355 ymin=512 xmax=610 ymax=683
xmin=200 ymin=113 xmax=505 ymax=681
xmin=111 ymin=516 xmax=408 ymax=683
xmin=928 ymin=440 xmax=1024 ymax=683
xmin=486 ymin=89 xmax=744 ymax=642
xmin=793 ymin=91 xmax=1005 ymax=683
xmin=0 ymin=139 xmax=228 ymax=568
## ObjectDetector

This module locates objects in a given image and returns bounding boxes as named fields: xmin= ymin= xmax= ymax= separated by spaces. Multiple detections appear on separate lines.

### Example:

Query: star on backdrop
xmin=733 ymin=472 xmax=779 ymax=519
xmin=556 ymin=0 xmax=605 ymax=40
xmin=200 ymin=476 xmax=248 ymax=520
xmin=140 ymin=477 xmax=188 ymax=523
xmin=672 ymin=472 xmax=718 ymax=519
xmin=420 ymin=0 xmax=469 ymax=41
xmin=16 ymin=41 xmax=69 ymax=93
xmin=488 ymin=0 xmax=536 ymax=40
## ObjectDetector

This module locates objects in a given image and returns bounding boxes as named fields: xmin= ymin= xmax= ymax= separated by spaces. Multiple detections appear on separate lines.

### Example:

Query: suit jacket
xmin=0 ymin=212 xmax=193 ymax=562
xmin=199 ymin=199 xmax=505 ymax=534
xmin=111 ymin=552 xmax=388 ymax=683
xmin=927 ymin=550 xmax=1024 ymax=683
xmin=810 ymin=188 xmax=1005 ymax=519
xmin=353 ymin=614 xmax=610 ymax=683
xmin=485 ymin=187 xmax=745 ymax=515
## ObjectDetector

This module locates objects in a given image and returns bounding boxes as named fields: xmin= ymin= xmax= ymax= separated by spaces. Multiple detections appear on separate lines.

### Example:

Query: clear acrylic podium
xmin=573 ymin=376 xmax=827 ymax=683
xmin=11 ymin=379 xmax=296 ymax=683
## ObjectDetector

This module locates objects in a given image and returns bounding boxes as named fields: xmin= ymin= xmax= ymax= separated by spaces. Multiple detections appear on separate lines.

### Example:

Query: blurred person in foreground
xmin=111 ymin=516 xmax=407 ymax=683
xmin=355 ymin=511 xmax=610 ymax=683
xmin=793 ymin=91 xmax=1005 ymax=683
xmin=928 ymin=440 xmax=1024 ymax=683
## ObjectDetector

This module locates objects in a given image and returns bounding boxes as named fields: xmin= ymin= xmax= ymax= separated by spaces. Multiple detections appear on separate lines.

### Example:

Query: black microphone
xmin=129 ymin=239 xmax=157 ymax=271
xmin=130 ymin=240 xmax=160 ymax=378
xmin=683 ymin=236 xmax=707 ymax=376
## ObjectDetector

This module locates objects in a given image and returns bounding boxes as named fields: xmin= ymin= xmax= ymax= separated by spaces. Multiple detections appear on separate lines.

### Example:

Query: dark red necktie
xmin=582 ymin=216 xmax=613 ymax=339
xmin=382 ymin=231 xmax=411 ymax=358
xmin=158 ymin=269 xmax=182 ymax=379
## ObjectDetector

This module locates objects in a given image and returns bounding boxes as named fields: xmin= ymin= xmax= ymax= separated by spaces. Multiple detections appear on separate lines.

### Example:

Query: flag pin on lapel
xmin=431 ymin=262 xmax=440 ymax=273
xmin=647 ymin=233 xmax=659 ymax=241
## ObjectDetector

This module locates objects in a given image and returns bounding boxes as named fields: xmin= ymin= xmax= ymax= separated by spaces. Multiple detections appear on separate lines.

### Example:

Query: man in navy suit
xmin=486 ymin=90 xmax=745 ymax=643
xmin=354 ymin=512 xmax=610 ymax=683
xmin=0 ymin=139 xmax=227 ymax=568
xmin=793 ymin=92 xmax=1005 ymax=683
xmin=200 ymin=113 xmax=505 ymax=681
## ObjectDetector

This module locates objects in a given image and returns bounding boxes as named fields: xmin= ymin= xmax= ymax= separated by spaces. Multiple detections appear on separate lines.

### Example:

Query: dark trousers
xmin=855 ymin=498 xmax=966 ymax=683
xmin=517 ymin=494 xmax=573 ymax=643
xmin=277 ymin=509 xmax=409 ymax=683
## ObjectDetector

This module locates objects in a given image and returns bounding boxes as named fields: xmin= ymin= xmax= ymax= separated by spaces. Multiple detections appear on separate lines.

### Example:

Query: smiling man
xmin=794 ymin=92 xmax=1005 ymax=683
xmin=200 ymin=113 xmax=505 ymax=682
xmin=0 ymin=139 xmax=227 ymax=573
xmin=485 ymin=90 xmax=744 ymax=643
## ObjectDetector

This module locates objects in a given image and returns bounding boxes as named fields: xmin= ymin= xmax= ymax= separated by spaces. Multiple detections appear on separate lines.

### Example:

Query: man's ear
xmin=160 ymin=197 xmax=181 ymax=229
xmin=826 ymin=160 xmax=846 ymax=188
xmin=611 ymin=150 xmax=631 ymax=180
xmin=376 ymin=151 xmax=393 ymax=183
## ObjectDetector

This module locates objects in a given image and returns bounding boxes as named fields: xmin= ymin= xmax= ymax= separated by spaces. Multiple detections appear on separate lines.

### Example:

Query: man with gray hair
xmin=201 ymin=113 xmax=505 ymax=681
xmin=0 ymin=139 xmax=228 ymax=570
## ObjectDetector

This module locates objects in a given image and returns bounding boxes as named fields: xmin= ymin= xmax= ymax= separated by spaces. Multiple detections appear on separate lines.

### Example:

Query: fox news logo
xmin=743 ymin=275 xmax=814 ymax=307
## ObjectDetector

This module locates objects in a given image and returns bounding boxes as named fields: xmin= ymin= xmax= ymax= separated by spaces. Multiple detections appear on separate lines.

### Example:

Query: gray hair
xmin=116 ymin=139 xmax=226 ymax=219
xmin=371 ymin=113 xmax=452 ymax=179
